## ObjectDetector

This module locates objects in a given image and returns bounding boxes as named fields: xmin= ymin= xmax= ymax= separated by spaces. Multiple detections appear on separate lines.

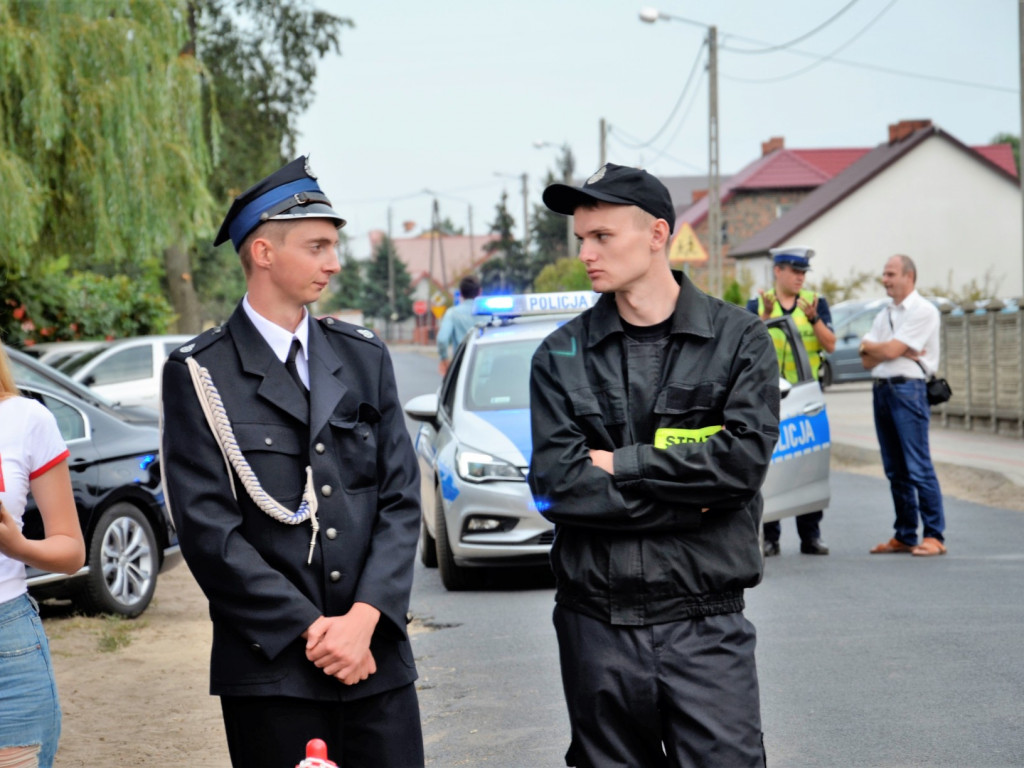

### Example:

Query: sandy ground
xmin=42 ymin=454 xmax=1023 ymax=767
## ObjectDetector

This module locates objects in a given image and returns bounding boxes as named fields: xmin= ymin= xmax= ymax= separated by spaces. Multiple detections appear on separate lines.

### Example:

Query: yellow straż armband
xmin=654 ymin=425 xmax=723 ymax=449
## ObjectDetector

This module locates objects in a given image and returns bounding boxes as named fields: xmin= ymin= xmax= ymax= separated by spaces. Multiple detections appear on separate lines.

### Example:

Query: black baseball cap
xmin=542 ymin=163 xmax=675 ymax=231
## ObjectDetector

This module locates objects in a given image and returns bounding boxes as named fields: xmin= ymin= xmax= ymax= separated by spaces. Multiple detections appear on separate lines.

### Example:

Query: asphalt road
xmin=391 ymin=349 xmax=1024 ymax=768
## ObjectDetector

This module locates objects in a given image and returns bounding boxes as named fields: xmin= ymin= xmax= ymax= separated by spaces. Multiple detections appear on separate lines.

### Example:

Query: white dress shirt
xmin=863 ymin=290 xmax=940 ymax=379
xmin=242 ymin=295 xmax=309 ymax=388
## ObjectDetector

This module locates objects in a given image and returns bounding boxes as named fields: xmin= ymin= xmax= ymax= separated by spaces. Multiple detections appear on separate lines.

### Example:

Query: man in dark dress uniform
xmin=160 ymin=157 xmax=423 ymax=767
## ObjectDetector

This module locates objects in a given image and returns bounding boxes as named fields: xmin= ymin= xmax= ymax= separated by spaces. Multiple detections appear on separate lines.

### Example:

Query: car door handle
xmin=802 ymin=403 xmax=825 ymax=416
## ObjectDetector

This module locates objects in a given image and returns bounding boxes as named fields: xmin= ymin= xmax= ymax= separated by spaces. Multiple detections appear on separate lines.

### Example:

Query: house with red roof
xmin=669 ymin=137 xmax=870 ymax=271
xmin=728 ymin=120 xmax=1022 ymax=299
xmin=367 ymin=228 xmax=499 ymax=342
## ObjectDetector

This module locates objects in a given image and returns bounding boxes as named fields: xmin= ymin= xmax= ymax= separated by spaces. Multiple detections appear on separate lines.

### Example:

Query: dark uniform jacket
xmin=528 ymin=272 xmax=780 ymax=626
xmin=160 ymin=304 xmax=420 ymax=700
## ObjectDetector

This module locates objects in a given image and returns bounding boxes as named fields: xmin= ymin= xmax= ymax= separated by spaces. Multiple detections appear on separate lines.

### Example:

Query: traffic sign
xmin=413 ymin=299 xmax=428 ymax=316
xmin=669 ymin=222 xmax=708 ymax=264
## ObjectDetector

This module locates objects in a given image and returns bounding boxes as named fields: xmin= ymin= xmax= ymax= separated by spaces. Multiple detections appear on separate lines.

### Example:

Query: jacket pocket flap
xmin=655 ymin=382 xmax=726 ymax=414
xmin=232 ymin=422 xmax=303 ymax=455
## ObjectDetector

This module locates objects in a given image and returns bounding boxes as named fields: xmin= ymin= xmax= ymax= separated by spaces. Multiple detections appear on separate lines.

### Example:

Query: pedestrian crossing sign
xmin=669 ymin=222 xmax=708 ymax=265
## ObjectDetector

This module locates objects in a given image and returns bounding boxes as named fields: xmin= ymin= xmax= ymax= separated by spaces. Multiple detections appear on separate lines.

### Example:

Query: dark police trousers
xmin=553 ymin=605 xmax=766 ymax=768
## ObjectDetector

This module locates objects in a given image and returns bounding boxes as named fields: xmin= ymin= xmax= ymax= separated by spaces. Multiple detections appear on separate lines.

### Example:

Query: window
xmin=31 ymin=392 xmax=87 ymax=442
xmin=465 ymin=339 xmax=540 ymax=411
xmin=766 ymin=316 xmax=812 ymax=384
xmin=87 ymin=346 xmax=153 ymax=386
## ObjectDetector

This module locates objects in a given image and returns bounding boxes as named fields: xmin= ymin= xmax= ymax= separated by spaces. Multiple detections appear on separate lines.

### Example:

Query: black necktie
xmin=286 ymin=338 xmax=307 ymax=397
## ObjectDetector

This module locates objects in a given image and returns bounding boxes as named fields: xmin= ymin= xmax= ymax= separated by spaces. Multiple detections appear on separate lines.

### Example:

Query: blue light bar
xmin=474 ymin=291 xmax=599 ymax=317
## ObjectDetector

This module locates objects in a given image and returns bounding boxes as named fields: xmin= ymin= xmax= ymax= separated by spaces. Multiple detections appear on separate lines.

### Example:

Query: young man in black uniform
xmin=160 ymin=157 xmax=423 ymax=767
xmin=528 ymin=163 xmax=779 ymax=767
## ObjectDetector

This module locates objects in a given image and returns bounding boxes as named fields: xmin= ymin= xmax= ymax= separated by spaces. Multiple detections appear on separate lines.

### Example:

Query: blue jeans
xmin=0 ymin=593 xmax=61 ymax=767
xmin=872 ymin=379 xmax=945 ymax=545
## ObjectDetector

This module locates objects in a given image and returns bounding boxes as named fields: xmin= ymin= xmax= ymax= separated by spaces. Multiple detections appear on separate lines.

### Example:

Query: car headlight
xmin=456 ymin=449 xmax=525 ymax=483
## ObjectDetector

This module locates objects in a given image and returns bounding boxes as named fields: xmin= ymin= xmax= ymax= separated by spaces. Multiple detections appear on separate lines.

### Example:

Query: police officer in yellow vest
xmin=746 ymin=246 xmax=835 ymax=556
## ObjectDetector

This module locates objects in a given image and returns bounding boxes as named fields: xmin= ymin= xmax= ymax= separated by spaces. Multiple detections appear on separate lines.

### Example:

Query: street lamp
xmin=639 ymin=7 xmax=722 ymax=298
xmin=533 ymin=140 xmax=575 ymax=260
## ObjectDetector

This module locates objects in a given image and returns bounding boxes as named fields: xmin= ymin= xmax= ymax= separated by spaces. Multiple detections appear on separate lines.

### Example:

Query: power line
xmin=608 ymin=126 xmax=705 ymax=173
xmin=725 ymin=0 xmax=863 ymax=54
xmin=719 ymin=0 xmax=1015 ymax=93
xmin=721 ymin=0 xmax=897 ymax=83
xmin=609 ymin=40 xmax=706 ymax=150
xmin=643 ymin=69 xmax=708 ymax=169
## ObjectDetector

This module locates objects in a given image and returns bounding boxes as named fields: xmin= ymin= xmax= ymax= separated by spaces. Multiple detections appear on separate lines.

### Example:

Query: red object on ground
xmin=295 ymin=738 xmax=337 ymax=768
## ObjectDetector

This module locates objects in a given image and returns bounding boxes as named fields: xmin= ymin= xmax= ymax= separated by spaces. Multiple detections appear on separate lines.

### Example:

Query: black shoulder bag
xmin=915 ymin=359 xmax=952 ymax=406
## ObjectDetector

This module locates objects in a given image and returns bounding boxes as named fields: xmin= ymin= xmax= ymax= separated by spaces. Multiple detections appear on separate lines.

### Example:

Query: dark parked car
xmin=820 ymin=298 xmax=888 ymax=388
xmin=7 ymin=346 xmax=157 ymax=425
xmin=16 ymin=380 xmax=180 ymax=617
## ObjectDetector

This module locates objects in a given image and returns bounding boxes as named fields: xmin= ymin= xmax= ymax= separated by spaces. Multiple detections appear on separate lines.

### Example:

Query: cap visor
xmin=543 ymin=184 xmax=636 ymax=216
xmin=269 ymin=201 xmax=346 ymax=229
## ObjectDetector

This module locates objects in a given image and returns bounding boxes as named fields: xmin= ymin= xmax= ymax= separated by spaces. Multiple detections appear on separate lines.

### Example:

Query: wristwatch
xmin=809 ymin=315 xmax=821 ymax=324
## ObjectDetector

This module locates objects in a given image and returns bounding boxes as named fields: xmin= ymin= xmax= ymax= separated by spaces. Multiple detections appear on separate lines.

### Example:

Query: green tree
xmin=531 ymin=145 xmax=576 ymax=275
xmin=360 ymin=235 xmax=412 ymax=326
xmin=1 ymin=0 xmax=213 ymax=343
xmin=480 ymin=191 xmax=529 ymax=293
xmin=809 ymin=269 xmax=876 ymax=304
xmin=990 ymin=132 xmax=1020 ymax=175
xmin=320 ymin=233 xmax=363 ymax=313
xmin=533 ymin=258 xmax=591 ymax=292
xmin=191 ymin=0 xmax=352 ymax=325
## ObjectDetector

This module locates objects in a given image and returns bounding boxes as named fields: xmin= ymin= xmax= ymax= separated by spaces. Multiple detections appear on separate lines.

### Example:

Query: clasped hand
xmin=303 ymin=604 xmax=380 ymax=686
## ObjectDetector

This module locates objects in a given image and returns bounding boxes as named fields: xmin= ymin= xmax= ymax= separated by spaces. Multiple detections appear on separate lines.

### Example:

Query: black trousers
xmin=220 ymin=683 xmax=423 ymax=768
xmin=553 ymin=605 xmax=765 ymax=768
xmin=763 ymin=509 xmax=823 ymax=543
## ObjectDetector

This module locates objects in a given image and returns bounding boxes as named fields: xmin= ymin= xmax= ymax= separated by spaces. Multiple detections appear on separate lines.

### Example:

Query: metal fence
xmin=936 ymin=304 xmax=1024 ymax=437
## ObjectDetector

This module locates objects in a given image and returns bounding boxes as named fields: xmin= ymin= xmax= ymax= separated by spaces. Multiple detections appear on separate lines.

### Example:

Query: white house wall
xmin=775 ymin=136 xmax=1023 ymax=301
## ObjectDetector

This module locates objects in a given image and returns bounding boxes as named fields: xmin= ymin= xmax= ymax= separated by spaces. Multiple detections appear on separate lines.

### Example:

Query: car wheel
xmin=420 ymin=513 xmax=438 ymax=568
xmin=78 ymin=503 xmax=158 ymax=618
xmin=434 ymin=486 xmax=474 ymax=591
xmin=820 ymin=360 xmax=833 ymax=390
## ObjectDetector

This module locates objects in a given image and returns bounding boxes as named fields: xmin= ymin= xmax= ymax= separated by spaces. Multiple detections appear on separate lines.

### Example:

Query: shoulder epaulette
xmin=167 ymin=325 xmax=228 ymax=361
xmin=318 ymin=316 xmax=382 ymax=346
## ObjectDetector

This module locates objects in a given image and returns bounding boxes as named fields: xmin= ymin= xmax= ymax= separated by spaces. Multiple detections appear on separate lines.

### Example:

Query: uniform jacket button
xmin=321 ymin=485 xmax=333 ymax=497
xmin=315 ymin=442 xmax=326 ymax=454
xmin=325 ymin=528 xmax=338 ymax=540
xmin=264 ymin=437 xmax=273 ymax=445
xmin=329 ymin=571 xmax=341 ymax=582
xmin=250 ymin=643 xmax=261 ymax=651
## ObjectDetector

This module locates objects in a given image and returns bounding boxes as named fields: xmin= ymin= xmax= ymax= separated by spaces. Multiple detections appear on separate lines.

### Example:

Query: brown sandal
xmin=870 ymin=538 xmax=914 ymax=554
xmin=911 ymin=537 xmax=947 ymax=557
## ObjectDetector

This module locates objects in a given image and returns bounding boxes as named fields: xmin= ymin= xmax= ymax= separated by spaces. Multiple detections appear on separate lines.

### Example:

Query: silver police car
xmin=404 ymin=291 xmax=829 ymax=590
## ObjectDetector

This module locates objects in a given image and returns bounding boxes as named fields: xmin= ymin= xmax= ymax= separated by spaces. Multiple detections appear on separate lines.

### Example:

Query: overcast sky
xmin=295 ymin=0 xmax=1019 ymax=258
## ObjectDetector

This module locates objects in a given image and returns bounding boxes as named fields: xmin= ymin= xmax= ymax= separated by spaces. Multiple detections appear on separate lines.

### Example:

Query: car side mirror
xmin=404 ymin=393 xmax=440 ymax=424
xmin=779 ymin=378 xmax=792 ymax=399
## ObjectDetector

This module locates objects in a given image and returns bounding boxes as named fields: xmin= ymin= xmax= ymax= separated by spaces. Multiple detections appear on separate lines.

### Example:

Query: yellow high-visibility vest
xmin=757 ymin=289 xmax=823 ymax=383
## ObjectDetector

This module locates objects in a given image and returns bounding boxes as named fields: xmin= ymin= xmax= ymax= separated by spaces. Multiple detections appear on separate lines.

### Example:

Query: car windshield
xmin=465 ymin=338 xmax=540 ymax=411
xmin=57 ymin=343 xmax=111 ymax=375
xmin=8 ymin=349 xmax=119 ymax=408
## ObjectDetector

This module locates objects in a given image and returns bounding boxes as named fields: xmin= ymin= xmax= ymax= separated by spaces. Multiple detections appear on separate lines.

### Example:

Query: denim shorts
xmin=0 ymin=593 xmax=61 ymax=768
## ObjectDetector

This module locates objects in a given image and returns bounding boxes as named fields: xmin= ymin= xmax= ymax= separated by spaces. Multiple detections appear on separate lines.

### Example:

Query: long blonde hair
xmin=0 ymin=339 xmax=21 ymax=399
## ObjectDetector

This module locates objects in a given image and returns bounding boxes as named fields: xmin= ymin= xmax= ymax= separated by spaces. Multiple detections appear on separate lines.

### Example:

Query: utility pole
xmin=521 ymin=172 xmax=530 ymax=260
xmin=707 ymin=25 xmax=722 ymax=298
xmin=387 ymin=205 xmax=395 ymax=341
xmin=599 ymin=117 xmax=607 ymax=166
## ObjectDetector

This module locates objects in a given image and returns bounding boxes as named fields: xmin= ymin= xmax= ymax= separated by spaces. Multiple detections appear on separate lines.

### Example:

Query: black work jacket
xmin=160 ymin=305 xmax=420 ymax=699
xmin=528 ymin=273 xmax=780 ymax=626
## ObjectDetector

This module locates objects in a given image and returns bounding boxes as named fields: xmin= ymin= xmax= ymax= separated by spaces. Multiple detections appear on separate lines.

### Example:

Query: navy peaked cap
xmin=214 ymin=155 xmax=345 ymax=251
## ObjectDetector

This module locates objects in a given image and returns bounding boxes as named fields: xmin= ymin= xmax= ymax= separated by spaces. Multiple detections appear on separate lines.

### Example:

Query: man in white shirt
xmin=858 ymin=254 xmax=946 ymax=557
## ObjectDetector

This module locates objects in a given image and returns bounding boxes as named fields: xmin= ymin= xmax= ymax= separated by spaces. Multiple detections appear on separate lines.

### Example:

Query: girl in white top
xmin=0 ymin=340 xmax=85 ymax=768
